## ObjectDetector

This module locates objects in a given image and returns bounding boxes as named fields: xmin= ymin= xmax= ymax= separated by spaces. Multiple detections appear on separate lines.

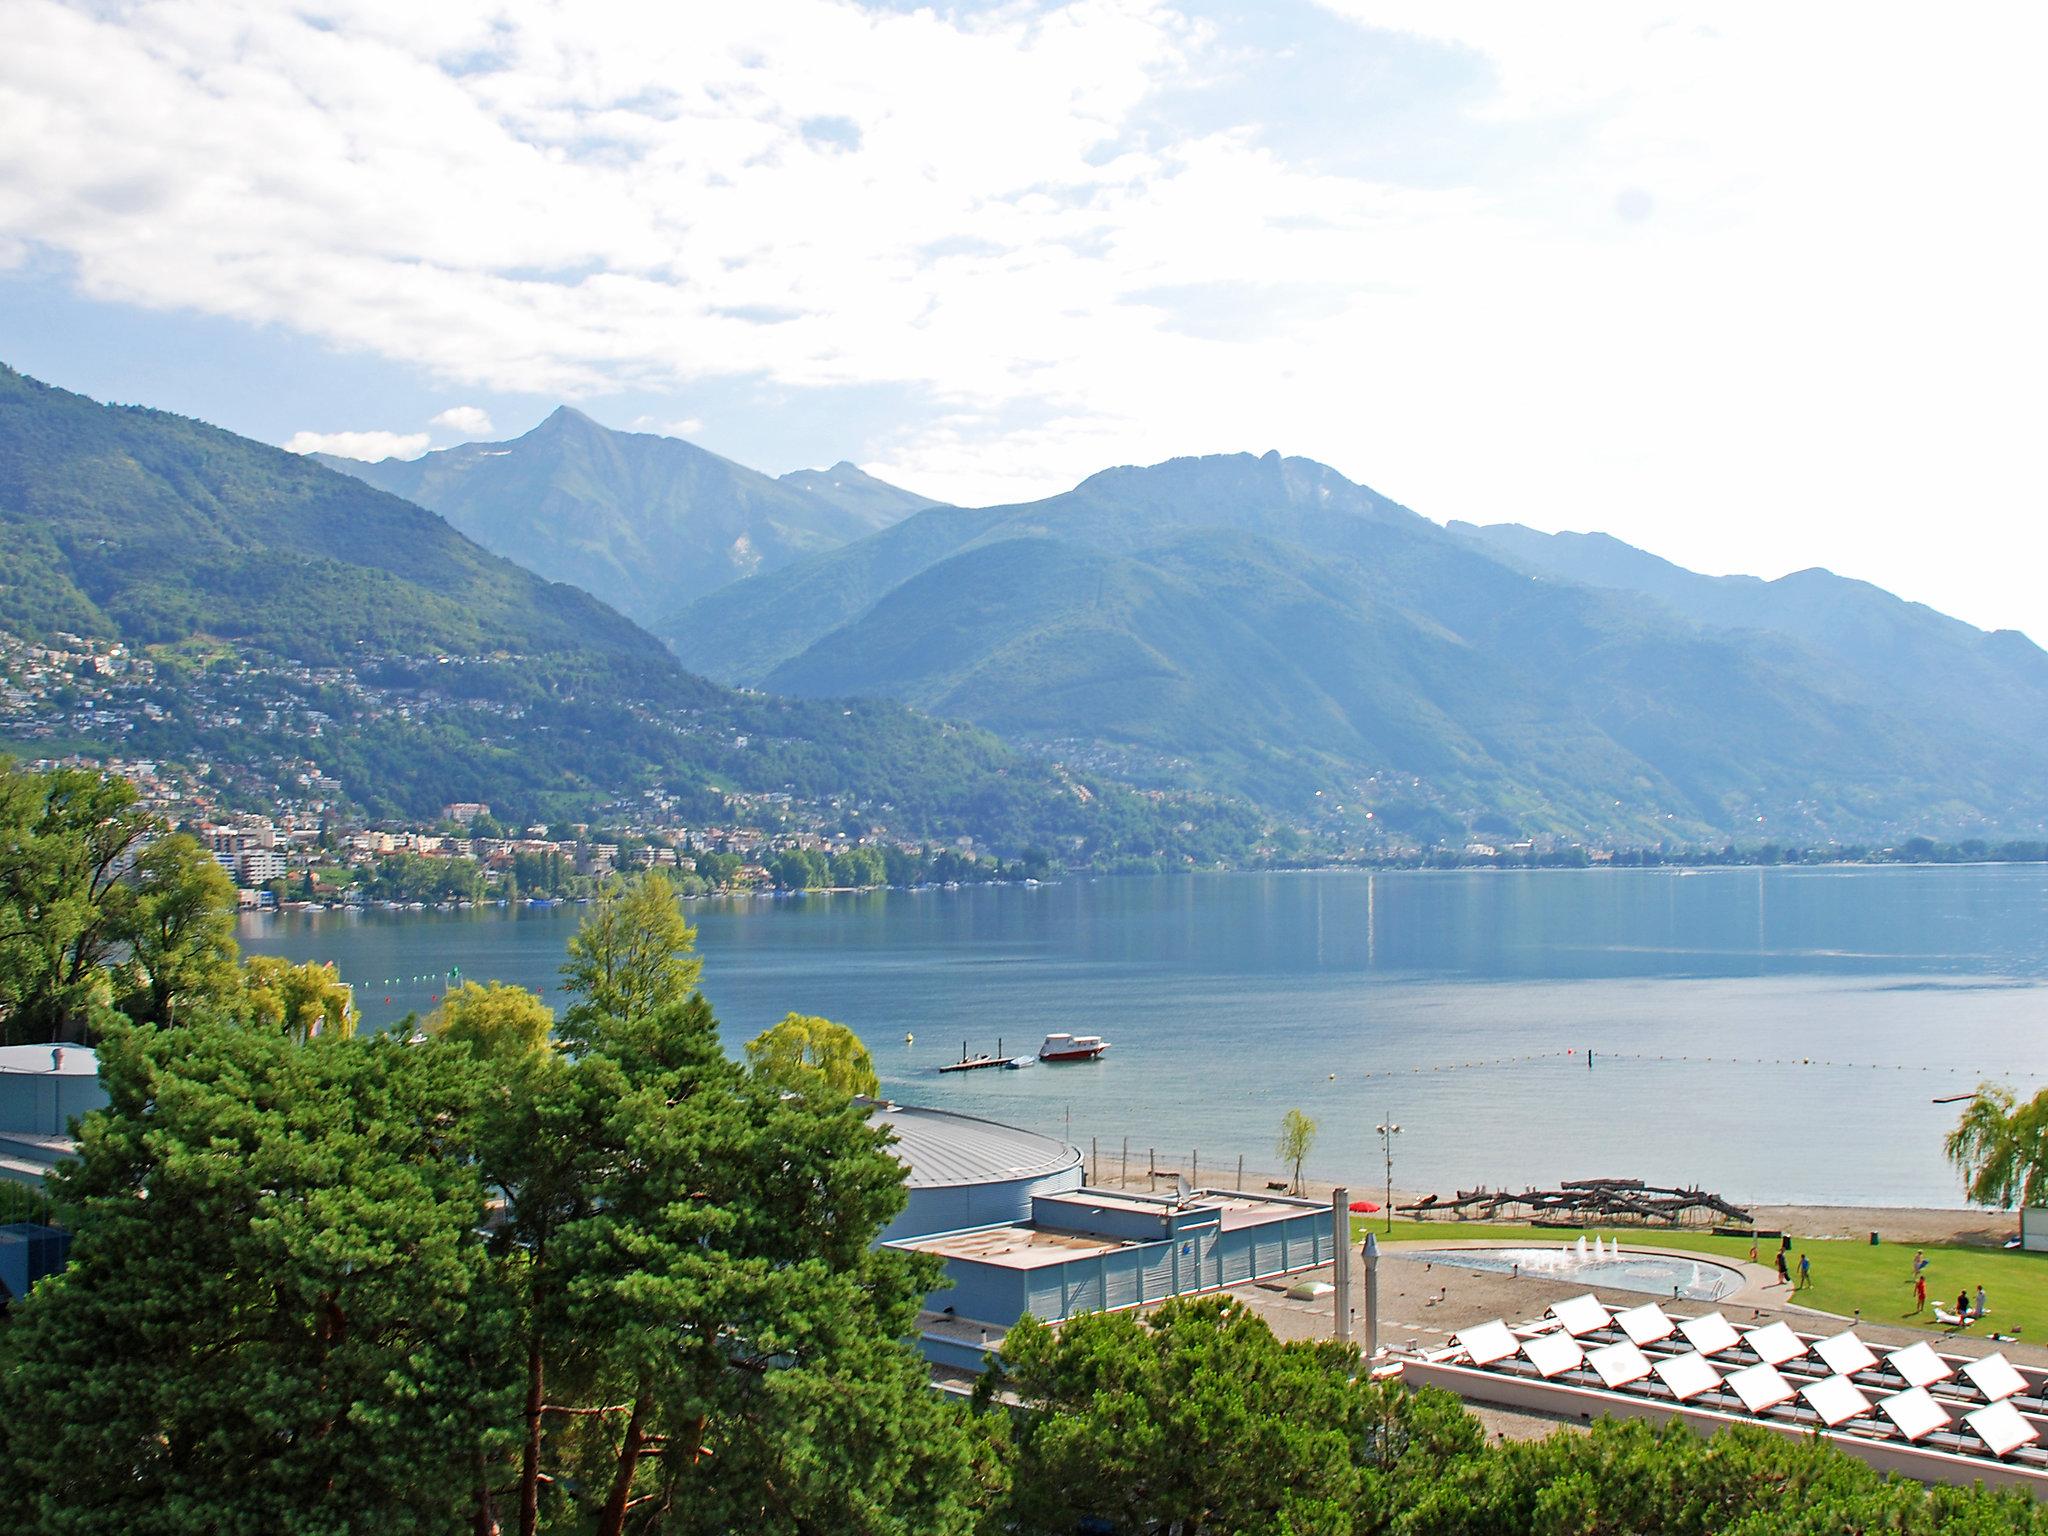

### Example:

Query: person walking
xmin=1775 ymin=1248 xmax=1790 ymax=1285
xmin=1912 ymin=1274 xmax=1927 ymax=1313
xmin=1748 ymin=1236 xmax=1760 ymax=1265
xmin=1797 ymin=1252 xmax=1811 ymax=1291
xmin=1913 ymin=1249 xmax=1929 ymax=1281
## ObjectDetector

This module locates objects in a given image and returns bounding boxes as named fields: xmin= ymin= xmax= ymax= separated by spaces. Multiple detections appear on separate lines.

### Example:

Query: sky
xmin=2 ymin=1 xmax=2044 ymax=638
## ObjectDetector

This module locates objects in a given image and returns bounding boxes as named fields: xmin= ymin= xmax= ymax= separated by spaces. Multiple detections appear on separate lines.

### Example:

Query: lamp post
xmin=1375 ymin=1113 xmax=1400 ymax=1233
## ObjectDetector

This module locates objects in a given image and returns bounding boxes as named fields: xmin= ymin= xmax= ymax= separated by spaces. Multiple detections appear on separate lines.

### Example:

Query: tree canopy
xmin=1946 ymin=1082 xmax=2048 ymax=1209
xmin=425 ymin=978 xmax=553 ymax=1061
xmin=1279 ymin=1106 xmax=1317 ymax=1195
xmin=745 ymin=1011 xmax=880 ymax=1099
xmin=558 ymin=873 xmax=700 ymax=1043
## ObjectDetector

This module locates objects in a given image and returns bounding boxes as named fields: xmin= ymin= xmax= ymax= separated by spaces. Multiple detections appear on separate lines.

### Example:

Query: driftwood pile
xmin=1398 ymin=1177 xmax=1752 ymax=1228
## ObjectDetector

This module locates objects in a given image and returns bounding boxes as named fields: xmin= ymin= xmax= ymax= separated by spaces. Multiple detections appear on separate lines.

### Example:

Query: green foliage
xmin=0 ymin=760 xmax=177 ymax=1043
xmin=241 ymin=953 xmax=356 ymax=1042
xmin=746 ymin=1011 xmax=880 ymax=1098
xmin=1279 ymin=1106 xmax=1318 ymax=1194
xmin=111 ymin=832 xmax=240 ymax=1026
xmin=558 ymin=873 xmax=701 ymax=1044
xmin=0 ymin=1017 xmax=514 ymax=1536
xmin=1398 ymin=1416 xmax=2048 ymax=1535
xmin=995 ymin=1297 xmax=1482 ymax=1536
xmin=1946 ymin=1081 xmax=2048 ymax=1209
xmin=425 ymin=979 xmax=553 ymax=1061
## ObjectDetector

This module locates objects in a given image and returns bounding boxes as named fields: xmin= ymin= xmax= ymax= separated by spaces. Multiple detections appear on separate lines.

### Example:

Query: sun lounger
xmin=1741 ymin=1322 xmax=1807 ymax=1368
xmin=1587 ymin=1340 xmax=1655 ymax=1389
xmin=1614 ymin=1301 xmax=1675 ymax=1347
xmin=1964 ymin=1399 xmax=2041 ymax=1459
xmin=1885 ymin=1341 xmax=1954 ymax=1389
xmin=1549 ymin=1294 xmax=1612 ymax=1338
xmin=1934 ymin=1307 xmax=1972 ymax=1329
xmin=1811 ymin=1330 xmax=1878 ymax=1378
xmin=1800 ymin=1374 xmax=1873 ymax=1428
xmin=1654 ymin=1350 xmax=1723 ymax=1403
xmin=1962 ymin=1352 xmax=2028 ymax=1404
xmin=1522 ymin=1332 xmax=1586 ymax=1379
xmin=1878 ymin=1386 xmax=1951 ymax=1442
xmin=1726 ymin=1362 xmax=1797 ymax=1414
xmin=1455 ymin=1319 xmax=1522 ymax=1368
xmin=1677 ymin=1311 xmax=1741 ymax=1356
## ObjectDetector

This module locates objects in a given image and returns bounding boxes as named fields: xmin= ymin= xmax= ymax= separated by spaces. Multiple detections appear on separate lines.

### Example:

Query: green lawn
xmin=1350 ymin=1217 xmax=2048 ymax=1341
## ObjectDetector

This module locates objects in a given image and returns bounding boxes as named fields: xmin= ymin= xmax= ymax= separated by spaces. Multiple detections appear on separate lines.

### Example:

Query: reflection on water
xmin=242 ymin=866 xmax=2048 ymax=1208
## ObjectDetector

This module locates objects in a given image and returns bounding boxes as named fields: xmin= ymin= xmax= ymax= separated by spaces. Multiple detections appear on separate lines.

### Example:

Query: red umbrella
xmin=1349 ymin=1200 xmax=1380 ymax=1213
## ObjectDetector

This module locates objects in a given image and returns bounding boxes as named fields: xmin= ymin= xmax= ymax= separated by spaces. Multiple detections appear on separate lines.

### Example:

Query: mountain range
xmin=658 ymin=450 xmax=2048 ymax=841
xmin=9 ymin=361 xmax=2043 ymax=846
xmin=318 ymin=410 xmax=931 ymax=626
xmin=0 ymin=365 xmax=1235 ymax=861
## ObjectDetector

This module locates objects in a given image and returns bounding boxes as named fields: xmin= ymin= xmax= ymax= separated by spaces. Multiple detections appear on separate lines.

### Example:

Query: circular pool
xmin=1392 ymin=1246 xmax=1744 ymax=1302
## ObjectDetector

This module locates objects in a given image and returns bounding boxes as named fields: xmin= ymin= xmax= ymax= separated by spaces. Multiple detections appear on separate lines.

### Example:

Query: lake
xmin=239 ymin=866 xmax=2048 ymax=1209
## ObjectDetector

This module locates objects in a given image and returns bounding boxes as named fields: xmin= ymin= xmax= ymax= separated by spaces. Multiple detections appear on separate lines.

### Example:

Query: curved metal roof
xmin=870 ymin=1103 xmax=1080 ymax=1189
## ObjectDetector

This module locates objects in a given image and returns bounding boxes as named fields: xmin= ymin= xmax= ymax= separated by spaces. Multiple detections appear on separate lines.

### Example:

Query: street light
xmin=1375 ymin=1113 xmax=1401 ymax=1233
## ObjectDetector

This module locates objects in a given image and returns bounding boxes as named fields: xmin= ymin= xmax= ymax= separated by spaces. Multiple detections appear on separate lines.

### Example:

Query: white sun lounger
xmin=1741 ymin=1322 xmax=1807 ymax=1368
xmin=1878 ymin=1387 xmax=1951 ymax=1443
xmin=1811 ymin=1331 xmax=1878 ymax=1378
xmin=1886 ymin=1341 xmax=1954 ymax=1389
xmin=1614 ymin=1302 xmax=1675 ymax=1347
xmin=1456 ymin=1320 xmax=1522 ymax=1368
xmin=1587 ymin=1340 xmax=1655 ymax=1389
xmin=1726 ymin=1362 xmax=1798 ymax=1414
xmin=1800 ymin=1374 xmax=1873 ymax=1428
xmin=1655 ymin=1350 xmax=1723 ymax=1403
xmin=1678 ymin=1312 xmax=1741 ymax=1356
xmin=1965 ymin=1399 xmax=2041 ymax=1459
xmin=1550 ymin=1294 xmax=1612 ymax=1338
xmin=1523 ymin=1332 xmax=1586 ymax=1379
xmin=1962 ymin=1353 xmax=2029 ymax=1404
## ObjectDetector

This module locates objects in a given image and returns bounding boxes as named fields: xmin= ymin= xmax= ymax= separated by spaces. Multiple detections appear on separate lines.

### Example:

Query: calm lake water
xmin=239 ymin=867 xmax=2048 ymax=1209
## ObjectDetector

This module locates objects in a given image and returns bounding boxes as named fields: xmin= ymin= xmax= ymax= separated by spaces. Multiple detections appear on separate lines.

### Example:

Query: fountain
xmin=1575 ymin=1235 xmax=1589 ymax=1262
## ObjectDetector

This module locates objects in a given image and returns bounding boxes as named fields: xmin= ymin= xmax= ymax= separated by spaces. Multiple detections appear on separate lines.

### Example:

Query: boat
xmin=1004 ymin=1055 xmax=1036 ymax=1069
xmin=1038 ymin=1032 xmax=1109 ymax=1062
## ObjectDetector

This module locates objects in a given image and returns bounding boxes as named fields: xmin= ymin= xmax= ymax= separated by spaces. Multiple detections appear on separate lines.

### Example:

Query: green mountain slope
xmin=0 ymin=366 xmax=1249 ymax=858
xmin=662 ymin=452 xmax=2048 ymax=840
xmin=1451 ymin=521 xmax=2048 ymax=751
xmin=777 ymin=461 xmax=939 ymax=524
xmin=318 ymin=410 xmax=905 ymax=626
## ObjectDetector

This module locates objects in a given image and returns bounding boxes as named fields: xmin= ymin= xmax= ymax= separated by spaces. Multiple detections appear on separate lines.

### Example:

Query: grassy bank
xmin=1351 ymin=1217 xmax=2048 ymax=1341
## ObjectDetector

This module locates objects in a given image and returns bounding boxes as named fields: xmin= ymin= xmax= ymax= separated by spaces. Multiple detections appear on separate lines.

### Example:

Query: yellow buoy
xmin=904 ymin=1032 xmax=914 ymax=1045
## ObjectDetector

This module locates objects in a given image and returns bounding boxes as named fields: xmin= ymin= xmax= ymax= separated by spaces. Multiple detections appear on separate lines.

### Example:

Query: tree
xmin=993 ymin=1296 xmax=1480 ymax=1536
xmin=1278 ymin=1107 xmax=1317 ymax=1195
xmin=0 ymin=1016 xmax=515 ymax=1535
xmin=1946 ymin=1082 xmax=2048 ymax=1208
xmin=241 ymin=953 xmax=356 ymax=1042
xmin=426 ymin=978 xmax=553 ymax=1061
xmin=0 ymin=761 xmax=155 ymax=1043
xmin=559 ymin=873 xmax=700 ymax=1042
xmin=112 ymin=832 xmax=240 ymax=1026
xmin=746 ymin=1011 xmax=880 ymax=1098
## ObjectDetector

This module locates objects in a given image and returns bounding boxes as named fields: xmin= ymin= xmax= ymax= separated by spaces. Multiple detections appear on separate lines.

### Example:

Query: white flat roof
xmin=0 ymin=1045 xmax=98 ymax=1077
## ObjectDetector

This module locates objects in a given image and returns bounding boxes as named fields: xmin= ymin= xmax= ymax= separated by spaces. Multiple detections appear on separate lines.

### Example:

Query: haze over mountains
xmin=0 ymin=365 xmax=1203 ymax=856
xmin=319 ymin=409 xmax=931 ymax=626
xmin=659 ymin=449 xmax=2048 ymax=841
xmin=8 ymin=362 xmax=2044 ymax=846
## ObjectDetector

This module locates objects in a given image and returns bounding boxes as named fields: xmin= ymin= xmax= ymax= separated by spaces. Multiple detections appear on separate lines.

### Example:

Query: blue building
xmin=872 ymin=1103 xmax=1338 ymax=1369
xmin=0 ymin=1044 xmax=105 ymax=1188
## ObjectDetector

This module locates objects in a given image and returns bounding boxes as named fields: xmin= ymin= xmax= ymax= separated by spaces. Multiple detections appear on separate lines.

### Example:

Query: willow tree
xmin=559 ymin=873 xmax=699 ymax=1043
xmin=746 ymin=1011 xmax=880 ymax=1098
xmin=1946 ymin=1083 xmax=2048 ymax=1208
xmin=1278 ymin=1107 xmax=1317 ymax=1195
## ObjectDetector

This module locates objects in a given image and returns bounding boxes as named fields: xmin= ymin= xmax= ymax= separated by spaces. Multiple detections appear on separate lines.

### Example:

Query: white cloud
xmin=430 ymin=404 xmax=494 ymax=437
xmin=285 ymin=428 xmax=431 ymax=461
xmin=4 ymin=1 xmax=2046 ymax=634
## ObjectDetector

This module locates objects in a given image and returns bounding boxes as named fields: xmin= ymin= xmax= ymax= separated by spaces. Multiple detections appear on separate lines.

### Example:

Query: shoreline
xmin=1075 ymin=1153 xmax=2013 ymax=1249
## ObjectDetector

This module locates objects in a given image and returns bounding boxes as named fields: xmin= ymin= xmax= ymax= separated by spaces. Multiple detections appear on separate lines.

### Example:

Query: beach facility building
xmin=0 ymin=1044 xmax=100 ymax=1306
xmin=870 ymin=1103 xmax=1339 ymax=1370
